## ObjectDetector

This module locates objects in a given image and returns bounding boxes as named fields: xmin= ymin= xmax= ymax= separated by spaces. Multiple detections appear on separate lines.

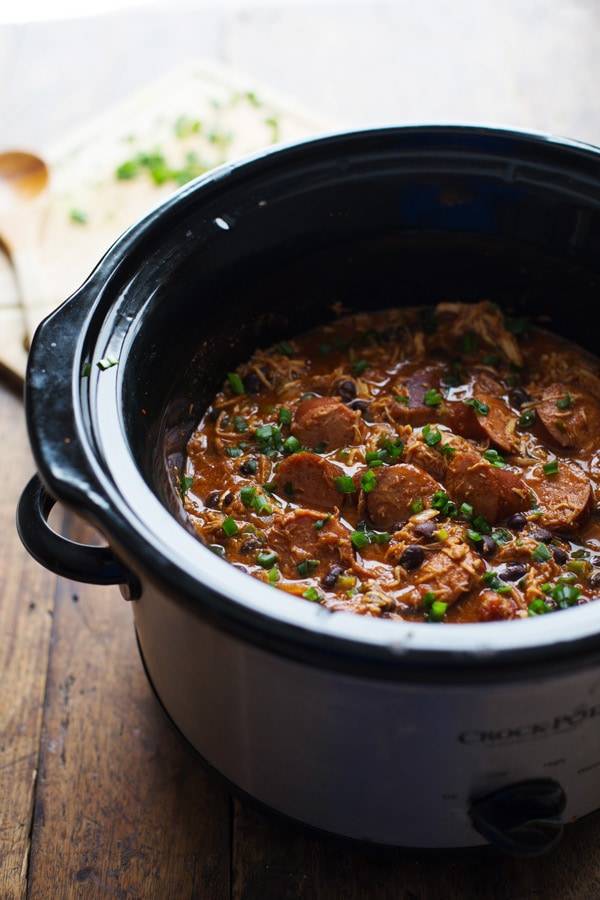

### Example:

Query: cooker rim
xmin=26 ymin=123 xmax=600 ymax=675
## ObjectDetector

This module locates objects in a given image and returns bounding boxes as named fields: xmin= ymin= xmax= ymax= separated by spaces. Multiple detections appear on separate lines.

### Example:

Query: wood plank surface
xmin=0 ymin=384 xmax=55 ymax=900
xmin=231 ymin=799 xmax=600 ymax=900
xmin=25 ymin=514 xmax=231 ymax=900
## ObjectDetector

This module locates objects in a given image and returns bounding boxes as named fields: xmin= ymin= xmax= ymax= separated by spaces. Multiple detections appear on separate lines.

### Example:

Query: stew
xmin=182 ymin=301 xmax=600 ymax=623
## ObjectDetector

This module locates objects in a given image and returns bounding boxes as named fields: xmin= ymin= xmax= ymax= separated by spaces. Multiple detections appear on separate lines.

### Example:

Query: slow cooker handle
xmin=470 ymin=778 xmax=566 ymax=856
xmin=17 ymin=475 xmax=131 ymax=586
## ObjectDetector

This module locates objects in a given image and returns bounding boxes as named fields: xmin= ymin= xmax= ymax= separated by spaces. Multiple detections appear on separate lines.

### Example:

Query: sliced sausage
xmin=536 ymin=383 xmax=600 ymax=449
xmin=529 ymin=462 xmax=593 ymax=529
xmin=273 ymin=452 xmax=343 ymax=511
xmin=391 ymin=365 xmax=444 ymax=426
xmin=411 ymin=544 xmax=485 ymax=606
xmin=292 ymin=396 xmax=361 ymax=450
xmin=404 ymin=430 xmax=473 ymax=482
xmin=267 ymin=509 xmax=353 ymax=579
xmin=366 ymin=463 xmax=443 ymax=530
xmin=470 ymin=392 xmax=519 ymax=453
xmin=446 ymin=454 xmax=531 ymax=523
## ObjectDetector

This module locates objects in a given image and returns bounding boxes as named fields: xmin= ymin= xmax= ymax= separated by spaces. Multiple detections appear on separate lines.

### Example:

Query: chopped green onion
xmin=422 ymin=424 xmax=441 ymax=446
xmin=472 ymin=515 xmax=491 ymax=534
xmin=242 ymin=459 xmax=258 ymax=475
xmin=491 ymin=528 xmax=512 ymax=545
xmin=81 ymin=362 xmax=91 ymax=378
xmin=252 ymin=494 xmax=272 ymax=516
xmin=233 ymin=415 xmax=248 ymax=433
xmin=435 ymin=528 xmax=449 ymax=541
xmin=428 ymin=600 xmax=448 ymax=622
xmin=335 ymin=475 xmax=356 ymax=494
xmin=179 ymin=474 xmax=193 ymax=497
xmin=275 ymin=341 xmax=294 ymax=356
xmin=227 ymin=372 xmax=245 ymax=395
xmin=278 ymin=407 xmax=292 ymax=426
xmin=222 ymin=517 xmax=239 ymax=537
xmin=395 ymin=394 xmax=410 ymax=406
xmin=551 ymin=582 xmax=581 ymax=607
xmin=532 ymin=542 xmax=552 ymax=563
xmin=556 ymin=394 xmax=573 ymax=411
xmin=303 ymin=586 xmax=321 ymax=602
xmin=226 ymin=447 xmax=243 ymax=458
xmin=257 ymin=550 xmax=278 ymax=569
xmin=467 ymin=529 xmax=483 ymax=544
xmin=314 ymin=515 xmax=331 ymax=531
xmin=297 ymin=559 xmax=320 ymax=577
xmin=482 ymin=571 xmax=512 ymax=594
xmin=528 ymin=598 xmax=550 ymax=616
xmin=240 ymin=485 xmax=256 ymax=507
xmin=351 ymin=530 xmax=370 ymax=550
xmin=440 ymin=443 xmax=456 ymax=458
xmin=567 ymin=559 xmax=590 ymax=577
xmin=360 ymin=469 xmax=377 ymax=494
xmin=410 ymin=498 xmax=424 ymax=514
xmin=424 ymin=388 xmax=443 ymax=407
xmin=483 ymin=449 xmax=506 ymax=468
xmin=370 ymin=531 xmax=391 ymax=545
xmin=268 ymin=566 xmax=280 ymax=583
xmin=97 ymin=356 xmax=118 ymax=370
xmin=543 ymin=460 xmax=559 ymax=476
xmin=517 ymin=409 xmax=536 ymax=430
xmin=431 ymin=491 xmax=457 ymax=517
xmin=460 ymin=502 xmax=474 ymax=520
xmin=352 ymin=359 xmax=369 ymax=376
xmin=255 ymin=424 xmax=273 ymax=442
xmin=116 ymin=159 xmax=139 ymax=180
xmin=464 ymin=397 xmax=489 ymax=416
xmin=283 ymin=435 xmax=301 ymax=455
xmin=69 ymin=208 xmax=88 ymax=225
xmin=422 ymin=591 xmax=437 ymax=609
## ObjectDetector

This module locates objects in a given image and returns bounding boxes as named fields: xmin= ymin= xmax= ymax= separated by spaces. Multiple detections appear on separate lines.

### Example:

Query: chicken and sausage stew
xmin=182 ymin=301 xmax=600 ymax=623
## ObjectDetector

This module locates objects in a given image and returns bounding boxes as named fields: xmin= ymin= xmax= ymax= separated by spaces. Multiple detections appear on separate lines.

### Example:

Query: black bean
xmin=591 ymin=555 xmax=600 ymax=567
xmin=335 ymin=379 xmax=357 ymax=403
xmin=552 ymin=546 xmax=569 ymax=566
xmin=531 ymin=527 xmax=553 ymax=544
xmin=233 ymin=563 xmax=248 ymax=573
xmin=590 ymin=572 xmax=600 ymax=589
xmin=500 ymin=563 xmax=528 ymax=582
xmin=506 ymin=512 xmax=527 ymax=531
xmin=509 ymin=387 xmax=531 ymax=409
xmin=240 ymin=537 xmax=261 ymax=554
xmin=244 ymin=372 xmax=262 ymax=394
xmin=322 ymin=565 xmax=344 ymax=589
xmin=348 ymin=399 xmax=370 ymax=413
xmin=414 ymin=521 xmax=436 ymax=541
xmin=205 ymin=490 xmax=221 ymax=509
xmin=222 ymin=491 xmax=234 ymax=507
xmin=399 ymin=545 xmax=425 ymax=571
xmin=239 ymin=458 xmax=258 ymax=476
xmin=481 ymin=536 xmax=497 ymax=557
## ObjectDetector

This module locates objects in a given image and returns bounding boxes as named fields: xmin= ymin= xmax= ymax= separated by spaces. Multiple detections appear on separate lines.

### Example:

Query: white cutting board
xmin=0 ymin=59 xmax=334 ymax=381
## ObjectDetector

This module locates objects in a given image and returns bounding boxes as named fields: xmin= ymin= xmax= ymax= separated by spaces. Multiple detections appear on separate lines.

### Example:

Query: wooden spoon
xmin=0 ymin=151 xmax=50 ymax=342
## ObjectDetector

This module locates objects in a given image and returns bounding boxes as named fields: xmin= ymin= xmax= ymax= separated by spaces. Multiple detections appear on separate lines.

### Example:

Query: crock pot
xmin=17 ymin=125 xmax=600 ymax=855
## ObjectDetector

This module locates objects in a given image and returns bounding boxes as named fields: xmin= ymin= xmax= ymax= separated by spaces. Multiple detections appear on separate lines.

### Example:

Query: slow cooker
xmin=17 ymin=126 xmax=600 ymax=855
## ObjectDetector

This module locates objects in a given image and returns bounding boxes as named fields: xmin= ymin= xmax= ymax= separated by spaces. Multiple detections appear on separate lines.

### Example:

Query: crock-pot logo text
xmin=459 ymin=703 xmax=600 ymax=746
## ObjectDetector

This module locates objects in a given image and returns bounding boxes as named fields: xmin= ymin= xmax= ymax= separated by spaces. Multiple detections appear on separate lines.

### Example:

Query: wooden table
xmin=4 ymin=4 xmax=600 ymax=896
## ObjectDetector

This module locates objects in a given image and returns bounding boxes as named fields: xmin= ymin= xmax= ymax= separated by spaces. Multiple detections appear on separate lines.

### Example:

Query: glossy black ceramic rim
xmin=25 ymin=124 xmax=600 ymax=677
